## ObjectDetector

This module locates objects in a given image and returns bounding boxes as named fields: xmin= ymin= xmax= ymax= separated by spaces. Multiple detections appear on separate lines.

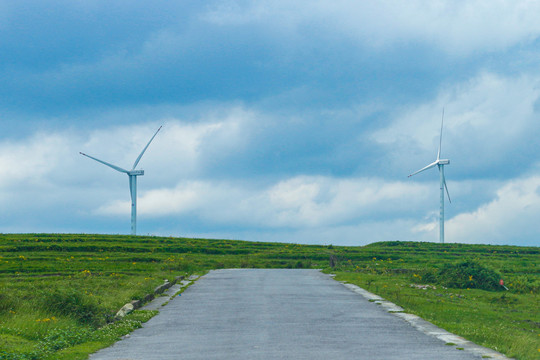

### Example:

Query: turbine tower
xmin=408 ymin=111 xmax=451 ymax=243
xmin=80 ymin=126 xmax=162 ymax=235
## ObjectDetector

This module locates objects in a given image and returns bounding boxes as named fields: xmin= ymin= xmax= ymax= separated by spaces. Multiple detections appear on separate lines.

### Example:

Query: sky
xmin=1 ymin=0 xmax=539 ymax=247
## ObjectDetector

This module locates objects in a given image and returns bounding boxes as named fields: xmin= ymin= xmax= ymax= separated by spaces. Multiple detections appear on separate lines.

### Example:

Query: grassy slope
xmin=0 ymin=234 xmax=538 ymax=359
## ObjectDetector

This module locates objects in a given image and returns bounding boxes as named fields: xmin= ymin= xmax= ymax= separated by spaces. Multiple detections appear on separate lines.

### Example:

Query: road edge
xmin=336 ymin=278 xmax=513 ymax=360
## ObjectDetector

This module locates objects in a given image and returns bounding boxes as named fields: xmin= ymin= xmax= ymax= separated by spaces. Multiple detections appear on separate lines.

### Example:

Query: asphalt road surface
xmin=90 ymin=269 xmax=487 ymax=359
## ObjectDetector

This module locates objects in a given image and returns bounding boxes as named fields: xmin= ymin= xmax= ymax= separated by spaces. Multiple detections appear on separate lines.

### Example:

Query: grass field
xmin=0 ymin=234 xmax=538 ymax=359
xmin=330 ymin=242 xmax=539 ymax=360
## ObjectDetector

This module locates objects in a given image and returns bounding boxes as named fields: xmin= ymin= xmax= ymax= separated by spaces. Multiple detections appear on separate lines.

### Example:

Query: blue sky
xmin=1 ymin=1 xmax=539 ymax=246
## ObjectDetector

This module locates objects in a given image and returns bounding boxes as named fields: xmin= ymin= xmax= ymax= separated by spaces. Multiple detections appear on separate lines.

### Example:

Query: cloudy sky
xmin=1 ymin=1 xmax=539 ymax=246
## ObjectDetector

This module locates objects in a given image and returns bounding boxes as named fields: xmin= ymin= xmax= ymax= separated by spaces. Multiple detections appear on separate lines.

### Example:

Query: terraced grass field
xmin=0 ymin=234 xmax=538 ymax=359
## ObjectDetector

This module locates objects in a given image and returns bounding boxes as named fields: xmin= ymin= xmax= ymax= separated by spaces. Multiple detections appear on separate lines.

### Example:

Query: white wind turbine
xmin=408 ymin=111 xmax=451 ymax=243
xmin=80 ymin=126 xmax=162 ymax=235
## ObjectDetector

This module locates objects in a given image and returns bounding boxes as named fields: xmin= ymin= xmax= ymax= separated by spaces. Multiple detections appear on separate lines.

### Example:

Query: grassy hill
xmin=0 ymin=234 xmax=538 ymax=359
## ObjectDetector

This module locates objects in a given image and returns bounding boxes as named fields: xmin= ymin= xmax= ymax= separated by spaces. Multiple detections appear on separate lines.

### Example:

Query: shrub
xmin=0 ymin=293 xmax=17 ymax=313
xmin=437 ymin=261 xmax=502 ymax=291
xmin=508 ymin=275 xmax=540 ymax=294
xmin=421 ymin=271 xmax=437 ymax=283
xmin=41 ymin=288 xmax=105 ymax=327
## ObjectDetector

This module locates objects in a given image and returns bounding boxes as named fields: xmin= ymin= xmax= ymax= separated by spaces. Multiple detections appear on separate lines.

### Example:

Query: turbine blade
xmin=80 ymin=152 xmax=129 ymax=173
xmin=443 ymin=173 xmax=451 ymax=203
xmin=132 ymin=125 xmax=162 ymax=170
xmin=408 ymin=161 xmax=438 ymax=177
xmin=437 ymin=108 xmax=444 ymax=160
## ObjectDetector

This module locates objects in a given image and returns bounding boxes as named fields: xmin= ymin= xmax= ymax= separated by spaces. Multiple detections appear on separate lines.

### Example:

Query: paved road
xmin=90 ymin=269 xmax=485 ymax=359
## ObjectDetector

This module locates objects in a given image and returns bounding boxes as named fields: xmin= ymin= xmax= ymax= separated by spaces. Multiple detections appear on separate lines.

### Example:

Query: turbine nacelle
xmin=128 ymin=170 xmax=144 ymax=176
xmin=437 ymin=159 xmax=450 ymax=165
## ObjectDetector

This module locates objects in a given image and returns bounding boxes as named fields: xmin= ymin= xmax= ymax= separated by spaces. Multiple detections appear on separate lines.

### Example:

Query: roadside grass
xmin=331 ymin=242 xmax=539 ymax=360
xmin=0 ymin=234 xmax=538 ymax=359
xmin=44 ymin=310 xmax=158 ymax=360
xmin=0 ymin=234 xmax=329 ymax=359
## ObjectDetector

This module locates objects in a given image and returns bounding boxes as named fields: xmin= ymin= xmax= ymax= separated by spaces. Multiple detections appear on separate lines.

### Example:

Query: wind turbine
xmin=408 ymin=111 xmax=451 ymax=243
xmin=80 ymin=126 xmax=162 ymax=235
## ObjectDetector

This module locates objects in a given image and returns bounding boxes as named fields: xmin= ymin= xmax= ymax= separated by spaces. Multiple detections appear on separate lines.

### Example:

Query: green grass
xmin=331 ymin=242 xmax=539 ymax=360
xmin=0 ymin=233 xmax=331 ymax=359
xmin=0 ymin=234 xmax=538 ymax=359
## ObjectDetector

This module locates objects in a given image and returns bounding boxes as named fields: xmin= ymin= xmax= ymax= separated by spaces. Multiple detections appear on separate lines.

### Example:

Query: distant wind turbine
xmin=408 ymin=111 xmax=451 ymax=243
xmin=80 ymin=126 xmax=162 ymax=235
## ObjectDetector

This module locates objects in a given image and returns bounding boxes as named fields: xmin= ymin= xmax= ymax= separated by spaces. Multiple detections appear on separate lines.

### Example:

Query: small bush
xmin=438 ymin=261 xmax=502 ymax=291
xmin=508 ymin=275 xmax=540 ymax=294
xmin=0 ymin=293 xmax=17 ymax=313
xmin=421 ymin=271 xmax=437 ymax=283
xmin=41 ymin=289 xmax=105 ymax=327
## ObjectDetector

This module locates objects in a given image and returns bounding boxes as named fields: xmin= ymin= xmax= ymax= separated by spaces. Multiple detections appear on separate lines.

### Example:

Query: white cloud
xmin=95 ymin=181 xmax=242 ymax=217
xmin=321 ymin=0 xmax=540 ymax=55
xmin=0 ymin=107 xmax=256 ymax=211
xmin=0 ymin=111 xmax=250 ymax=185
xmin=203 ymin=0 xmax=540 ymax=56
xmin=77 ymin=106 xmax=255 ymax=183
xmin=0 ymin=133 xmax=73 ymax=187
xmin=373 ymin=72 xmax=540 ymax=177
xmin=264 ymin=176 xmax=429 ymax=227
xmin=446 ymin=175 xmax=540 ymax=245
xmin=96 ymin=176 xmax=430 ymax=231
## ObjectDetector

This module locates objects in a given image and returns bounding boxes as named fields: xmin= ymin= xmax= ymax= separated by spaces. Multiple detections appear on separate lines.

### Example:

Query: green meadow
xmin=0 ymin=234 xmax=538 ymax=359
